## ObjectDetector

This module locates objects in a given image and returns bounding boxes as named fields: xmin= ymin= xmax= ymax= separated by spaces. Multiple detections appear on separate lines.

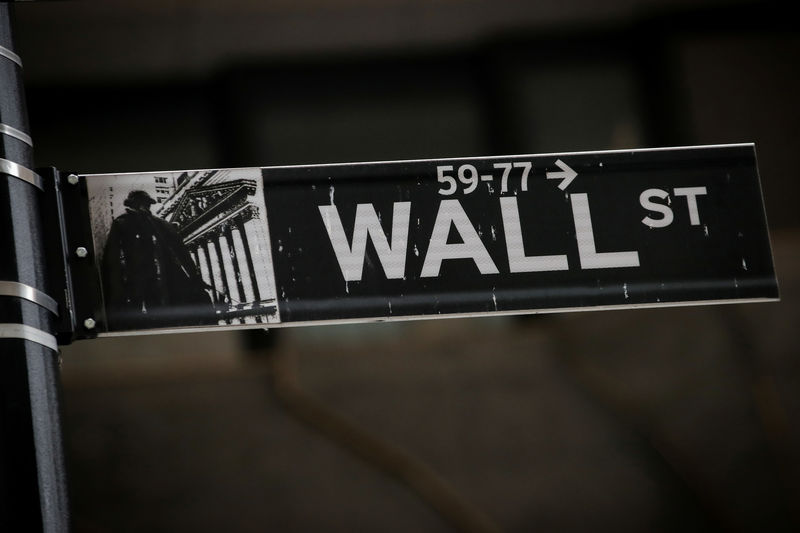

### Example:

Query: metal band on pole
xmin=0 ymin=157 xmax=44 ymax=190
xmin=0 ymin=323 xmax=59 ymax=352
xmin=0 ymin=122 xmax=33 ymax=147
xmin=0 ymin=43 xmax=22 ymax=67
xmin=0 ymin=281 xmax=59 ymax=315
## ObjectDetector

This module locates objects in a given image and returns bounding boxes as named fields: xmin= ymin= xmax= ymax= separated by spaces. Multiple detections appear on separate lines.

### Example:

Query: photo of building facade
xmin=88 ymin=168 xmax=280 ymax=329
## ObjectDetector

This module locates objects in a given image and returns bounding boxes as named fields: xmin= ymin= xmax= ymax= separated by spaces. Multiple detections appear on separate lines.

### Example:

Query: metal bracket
xmin=38 ymin=168 xmax=105 ymax=343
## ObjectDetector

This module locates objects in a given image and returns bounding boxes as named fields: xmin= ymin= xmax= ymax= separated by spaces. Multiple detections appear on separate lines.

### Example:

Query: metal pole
xmin=1 ymin=4 xmax=69 ymax=532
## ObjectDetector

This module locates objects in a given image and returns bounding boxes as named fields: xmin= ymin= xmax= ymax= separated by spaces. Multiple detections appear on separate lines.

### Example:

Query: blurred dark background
xmin=11 ymin=0 xmax=800 ymax=531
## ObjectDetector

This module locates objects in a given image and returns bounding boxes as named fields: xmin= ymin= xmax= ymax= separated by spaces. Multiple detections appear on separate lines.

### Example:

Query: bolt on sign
xmin=52 ymin=143 xmax=777 ymax=340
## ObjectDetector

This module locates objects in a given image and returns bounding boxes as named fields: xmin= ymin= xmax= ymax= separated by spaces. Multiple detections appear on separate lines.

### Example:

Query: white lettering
xmin=319 ymin=202 xmax=410 ymax=282
xmin=674 ymin=186 xmax=707 ymax=225
xmin=500 ymin=197 xmax=568 ymax=272
xmin=421 ymin=199 xmax=499 ymax=277
xmin=639 ymin=188 xmax=674 ymax=228
xmin=571 ymin=193 xmax=640 ymax=269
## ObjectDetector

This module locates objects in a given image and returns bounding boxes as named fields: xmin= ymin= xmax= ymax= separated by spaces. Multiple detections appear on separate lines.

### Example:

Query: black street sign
xmin=63 ymin=143 xmax=777 ymax=337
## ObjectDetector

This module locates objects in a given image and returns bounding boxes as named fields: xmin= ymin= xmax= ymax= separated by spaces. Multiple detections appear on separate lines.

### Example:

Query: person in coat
xmin=101 ymin=190 xmax=216 ymax=330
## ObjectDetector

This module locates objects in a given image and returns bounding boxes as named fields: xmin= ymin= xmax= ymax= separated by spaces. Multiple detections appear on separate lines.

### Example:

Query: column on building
xmin=224 ymin=223 xmax=247 ymax=306
xmin=230 ymin=220 xmax=256 ymax=304
xmin=219 ymin=229 xmax=243 ymax=323
xmin=243 ymin=209 xmax=276 ymax=303
xmin=195 ymin=243 xmax=217 ymax=305
xmin=210 ymin=234 xmax=233 ymax=324
xmin=227 ymin=219 xmax=253 ymax=324
xmin=234 ymin=216 xmax=261 ymax=304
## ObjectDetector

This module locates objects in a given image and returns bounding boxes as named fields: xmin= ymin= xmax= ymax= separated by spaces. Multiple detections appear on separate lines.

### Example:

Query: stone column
xmin=211 ymin=235 xmax=231 ymax=302
xmin=235 ymin=218 xmax=261 ymax=302
xmin=224 ymin=225 xmax=246 ymax=304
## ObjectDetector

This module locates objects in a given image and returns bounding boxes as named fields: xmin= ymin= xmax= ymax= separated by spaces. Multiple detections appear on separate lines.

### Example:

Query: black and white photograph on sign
xmin=87 ymin=168 xmax=281 ymax=331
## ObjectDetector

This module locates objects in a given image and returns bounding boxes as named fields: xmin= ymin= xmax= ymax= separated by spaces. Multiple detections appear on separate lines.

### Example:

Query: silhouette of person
xmin=101 ymin=190 xmax=215 ymax=330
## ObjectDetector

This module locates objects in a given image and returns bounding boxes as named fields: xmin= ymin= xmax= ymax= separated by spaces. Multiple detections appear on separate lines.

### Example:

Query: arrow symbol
xmin=546 ymin=159 xmax=577 ymax=190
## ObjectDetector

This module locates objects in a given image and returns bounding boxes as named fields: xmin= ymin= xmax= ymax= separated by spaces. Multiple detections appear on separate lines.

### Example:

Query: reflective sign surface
xmin=77 ymin=144 xmax=778 ymax=335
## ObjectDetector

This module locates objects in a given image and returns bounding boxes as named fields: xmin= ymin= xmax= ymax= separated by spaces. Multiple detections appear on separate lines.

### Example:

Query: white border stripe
xmin=82 ymin=143 xmax=755 ymax=178
xmin=97 ymin=296 xmax=778 ymax=338
xmin=0 ymin=323 xmax=58 ymax=351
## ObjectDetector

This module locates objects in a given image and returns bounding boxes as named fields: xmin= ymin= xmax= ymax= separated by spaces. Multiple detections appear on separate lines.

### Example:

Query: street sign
xmin=62 ymin=143 xmax=777 ymax=337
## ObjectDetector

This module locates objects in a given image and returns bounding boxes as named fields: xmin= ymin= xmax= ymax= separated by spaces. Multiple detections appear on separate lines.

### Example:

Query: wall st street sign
xmin=52 ymin=143 xmax=777 ymax=339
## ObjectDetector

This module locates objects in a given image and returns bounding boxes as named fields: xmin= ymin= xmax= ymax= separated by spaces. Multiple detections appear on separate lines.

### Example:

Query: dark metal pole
xmin=1 ymin=4 xmax=69 ymax=532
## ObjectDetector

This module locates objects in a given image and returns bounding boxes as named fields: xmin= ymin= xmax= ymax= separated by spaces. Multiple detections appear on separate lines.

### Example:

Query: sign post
xmin=0 ymin=4 xmax=69 ymax=532
xmin=52 ymin=143 xmax=776 ymax=341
